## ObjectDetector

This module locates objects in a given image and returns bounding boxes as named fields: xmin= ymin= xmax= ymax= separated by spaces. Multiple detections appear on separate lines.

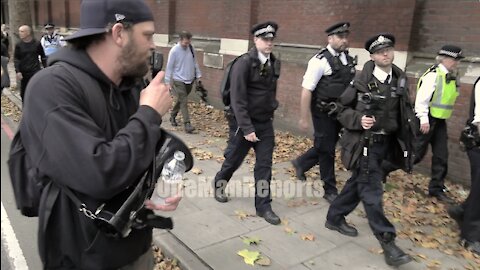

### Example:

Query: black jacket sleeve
xmin=13 ymin=43 xmax=20 ymax=73
xmin=336 ymin=83 xmax=364 ymax=131
xmin=22 ymin=66 xmax=162 ymax=200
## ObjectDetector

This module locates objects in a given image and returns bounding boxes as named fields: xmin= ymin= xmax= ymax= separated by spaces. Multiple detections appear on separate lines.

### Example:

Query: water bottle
xmin=150 ymin=151 xmax=186 ymax=205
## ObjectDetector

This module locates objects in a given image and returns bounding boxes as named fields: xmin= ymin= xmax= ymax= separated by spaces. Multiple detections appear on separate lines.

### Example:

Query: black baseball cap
xmin=64 ymin=0 xmax=154 ymax=41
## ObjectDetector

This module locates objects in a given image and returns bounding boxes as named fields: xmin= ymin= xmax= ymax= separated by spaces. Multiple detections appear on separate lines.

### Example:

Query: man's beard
xmin=119 ymin=39 xmax=149 ymax=78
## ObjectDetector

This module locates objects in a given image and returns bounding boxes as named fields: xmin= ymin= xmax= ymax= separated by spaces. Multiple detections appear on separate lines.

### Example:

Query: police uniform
xmin=40 ymin=23 xmax=65 ymax=57
xmin=292 ymin=22 xmax=356 ymax=202
xmin=414 ymin=45 xmax=464 ymax=202
xmin=448 ymin=77 xmax=480 ymax=255
xmin=213 ymin=22 xmax=282 ymax=225
xmin=326 ymin=34 xmax=414 ymax=267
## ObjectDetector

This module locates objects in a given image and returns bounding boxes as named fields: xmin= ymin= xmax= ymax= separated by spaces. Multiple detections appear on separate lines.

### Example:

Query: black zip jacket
xmin=230 ymin=47 xmax=280 ymax=135
xmin=336 ymin=60 xmax=417 ymax=172
xmin=20 ymin=47 xmax=162 ymax=269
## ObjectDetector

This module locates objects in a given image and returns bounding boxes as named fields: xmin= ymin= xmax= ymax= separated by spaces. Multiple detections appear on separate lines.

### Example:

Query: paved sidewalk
xmin=2 ymin=59 xmax=474 ymax=269
xmin=153 ymin=117 xmax=472 ymax=270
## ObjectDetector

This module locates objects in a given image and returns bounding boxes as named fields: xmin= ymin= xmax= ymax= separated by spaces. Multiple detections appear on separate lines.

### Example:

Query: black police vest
xmin=467 ymin=77 xmax=479 ymax=124
xmin=355 ymin=75 xmax=400 ymax=133
xmin=312 ymin=49 xmax=356 ymax=107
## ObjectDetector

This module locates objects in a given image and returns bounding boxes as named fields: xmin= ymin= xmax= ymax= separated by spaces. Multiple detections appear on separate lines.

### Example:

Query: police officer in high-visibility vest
xmin=414 ymin=45 xmax=464 ymax=203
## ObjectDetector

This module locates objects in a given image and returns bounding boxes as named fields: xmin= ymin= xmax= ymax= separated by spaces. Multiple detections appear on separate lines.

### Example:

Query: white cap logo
xmin=115 ymin=14 xmax=126 ymax=22
xmin=266 ymin=25 xmax=275 ymax=33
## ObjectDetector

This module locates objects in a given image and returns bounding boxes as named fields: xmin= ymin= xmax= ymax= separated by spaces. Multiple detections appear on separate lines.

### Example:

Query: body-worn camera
xmin=460 ymin=124 xmax=480 ymax=151
xmin=358 ymin=92 xmax=386 ymax=116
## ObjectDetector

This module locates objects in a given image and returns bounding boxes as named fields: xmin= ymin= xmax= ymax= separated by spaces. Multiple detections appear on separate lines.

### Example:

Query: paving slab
xmin=243 ymin=221 xmax=337 ymax=268
xmin=171 ymin=208 xmax=250 ymax=250
xmin=196 ymin=237 xmax=286 ymax=270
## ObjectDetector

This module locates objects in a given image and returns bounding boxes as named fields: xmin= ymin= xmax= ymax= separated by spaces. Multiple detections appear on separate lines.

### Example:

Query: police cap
xmin=251 ymin=21 xmax=278 ymax=38
xmin=365 ymin=33 xmax=395 ymax=54
xmin=438 ymin=45 xmax=464 ymax=60
xmin=325 ymin=22 xmax=350 ymax=36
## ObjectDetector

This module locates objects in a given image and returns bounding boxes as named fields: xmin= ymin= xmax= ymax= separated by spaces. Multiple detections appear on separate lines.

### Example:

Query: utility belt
xmin=370 ymin=132 xmax=389 ymax=144
xmin=224 ymin=106 xmax=273 ymax=124
xmin=460 ymin=124 xmax=480 ymax=151
xmin=315 ymin=99 xmax=338 ymax=116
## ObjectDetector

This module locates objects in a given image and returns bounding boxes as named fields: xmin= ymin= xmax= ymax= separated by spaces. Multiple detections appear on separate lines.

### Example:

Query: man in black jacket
xmin=325 ymin=34 xmax=415 ymax=267
xmin=14 ymin=25 xmax=46 ymax=101
xmin=291 ymin=22 xmax=356 ymax=203
xmin=19 ymin=0 xmax=177 ymax=269
xmin=213 ymin=21 xmax=282 ymax=225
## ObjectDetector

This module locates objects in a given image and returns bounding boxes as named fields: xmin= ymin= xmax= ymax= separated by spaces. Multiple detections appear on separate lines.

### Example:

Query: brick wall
xmin=256 ymin=0 xmax=416 ymax=51
xmin=166 ymin=0 xmax=253 ymax=39
xmin=29 ymin=0 xmax=479 ymax=185
xmin=409 ymin=0 xmax=480 ymax=55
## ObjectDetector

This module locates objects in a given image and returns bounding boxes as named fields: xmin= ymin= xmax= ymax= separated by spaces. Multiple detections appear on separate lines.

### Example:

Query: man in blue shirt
xmin=165 ymin=31 xmax=202 ymax=133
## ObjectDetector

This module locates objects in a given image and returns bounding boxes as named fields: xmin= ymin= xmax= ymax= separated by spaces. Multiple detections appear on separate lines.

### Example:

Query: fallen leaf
xmin=368 ymin=247 xmax=384 ymax=254
xmin=416 ymin=254 xmax=428 ymax=260
xmin=300 ymin=233 xmax=315 ymax=241
xmin=191 ymin=167 xmax=203 ymax=175
xmin=255 ymin=256 xmax=271 ymax=266
xmin=284 ymin=226 xmax=296 ymax=235
xmin=237 ymin=249 xmax=260 ymax=266
xmin=242 ymin=236 xmax=261 ymax=246
xmin=235 ymin=210 xmax=254 ymax=220
xmin=421 ymin=241 xmax=440 ymax=249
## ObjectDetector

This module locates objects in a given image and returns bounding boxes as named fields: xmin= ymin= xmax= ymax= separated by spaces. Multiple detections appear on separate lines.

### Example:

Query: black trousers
xmin=327 ymin=140 xmax=396 ymax=236
xmin=20 ymin=71 xmax=37 ymax=102
xmin=294 ymin=112 xmax=340 ymax=194
xmin=415 ymin=116 xmax=448 ymax=195
xmin=462 ymin=147 xmax=480 ymax=241
xmin=214 ymin=116 xmax=275 ymax=212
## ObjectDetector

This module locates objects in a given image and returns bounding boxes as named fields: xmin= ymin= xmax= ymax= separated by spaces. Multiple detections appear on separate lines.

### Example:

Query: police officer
xmin=326 ymin=34 xmax=415 ymax=267
xmin=291 ymin=22 xmax=356 ymax=203
xmin=448 ymin=77 xmax=480 ymax=255
xmin=414 ymin=45 xmax=464 ymax=203
xmin=40 ymin=23 xmax=66 ymax=57
xmin=213 ymin=21 xmax=281 ymax=225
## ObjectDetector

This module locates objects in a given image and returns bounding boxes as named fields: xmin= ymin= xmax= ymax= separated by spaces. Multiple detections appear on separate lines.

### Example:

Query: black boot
xmin=377 ymin=233 xmax=412 ymax=266
xmin=447 ymin=204 xmax=464 ymax=228
xmin=169 ymin=115 xmax=178 ymax=126
xmin=213 ymin=180 xmax=228 ymax=203
xmin=256 ymin=209 xmax=281 ymax=225
xmin=184 ymin=122 xmax=195 ymax=134
xmin=291 ymin=160 xmax=306 ymax=181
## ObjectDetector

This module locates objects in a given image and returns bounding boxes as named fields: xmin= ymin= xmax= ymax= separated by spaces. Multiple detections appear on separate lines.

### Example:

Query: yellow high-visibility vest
xmin=418 ymin=66 xmax=458 ymax=119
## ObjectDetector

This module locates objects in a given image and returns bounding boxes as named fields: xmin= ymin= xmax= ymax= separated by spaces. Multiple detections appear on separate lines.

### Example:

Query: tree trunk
xmin=8 ymin=0 xmax=32 ymax=48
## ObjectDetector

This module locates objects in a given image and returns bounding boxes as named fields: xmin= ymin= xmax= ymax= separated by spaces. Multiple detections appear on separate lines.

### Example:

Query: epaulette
xmin=428 ymin=64 xmax=438 ymax=73
xmin=315 ymin=48 xmax=328 ymax=60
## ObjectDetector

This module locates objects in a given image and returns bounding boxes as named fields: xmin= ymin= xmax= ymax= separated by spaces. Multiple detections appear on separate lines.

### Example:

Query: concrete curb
xmin=152 ymin=230 xmax=212 ymax=270
xmin=3 ymin=88 xmax=22 ymax=109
